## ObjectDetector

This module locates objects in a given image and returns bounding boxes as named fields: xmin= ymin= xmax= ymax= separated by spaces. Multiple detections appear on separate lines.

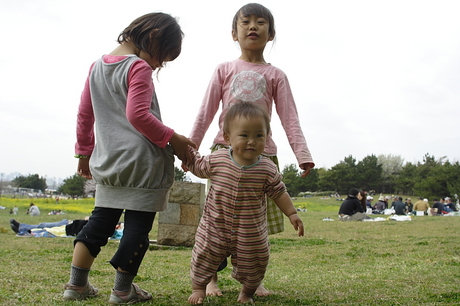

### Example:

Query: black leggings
xmin=74 ymin=207 xmax=155 ymax=275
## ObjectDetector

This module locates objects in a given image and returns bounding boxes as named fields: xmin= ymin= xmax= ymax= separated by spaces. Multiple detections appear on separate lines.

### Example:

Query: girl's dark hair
xmin=118 ymin=13 xmax=183 ymax=66
xmin=360 ymin=191 xmax=367 ymax=211
xmin=232 ymin=3 xmax=275 ymax=38
xmin=223 ymin=102 xmax=271 ymax=135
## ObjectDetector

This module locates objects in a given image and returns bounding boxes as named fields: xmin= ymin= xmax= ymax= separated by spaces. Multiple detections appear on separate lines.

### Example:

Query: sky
xmin=1 ymin=0 xmax=459 ymax=185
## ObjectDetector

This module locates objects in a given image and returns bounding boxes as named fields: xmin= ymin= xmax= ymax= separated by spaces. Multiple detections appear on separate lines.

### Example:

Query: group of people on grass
xmin=339 ymin=189 xmax=458 ymax=221
xmin=25 ymin=3 xmax=316 ymax=305
xmin=410 ymin=197 xmax=458 ymax=215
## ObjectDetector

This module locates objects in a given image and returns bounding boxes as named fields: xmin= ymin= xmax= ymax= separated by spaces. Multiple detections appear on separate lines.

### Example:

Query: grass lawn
xmin=0 ymin=196 xmax=459 ymax=305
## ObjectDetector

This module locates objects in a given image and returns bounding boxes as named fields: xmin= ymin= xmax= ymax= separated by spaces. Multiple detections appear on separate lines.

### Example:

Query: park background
xmin=1 ymin=0 xmax=459 ymax=303
xmin=0 ymin=195 xmax=459 ymax=305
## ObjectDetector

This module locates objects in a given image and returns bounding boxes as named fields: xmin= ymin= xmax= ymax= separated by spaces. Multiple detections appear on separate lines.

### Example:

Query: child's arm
xmin=273 ymin=75 xmax=315 ymax=173
xmin=75 ymin=64 xmax=96 ymax=179
xmin=75 ymin=64 xmax=96 ymax=157
xmin=126 ymin=61 xmax=175 ymax=148
xmin=273 ymin=192 xmax=304 ymax=237
xmin=189 ymin=67 xmax=223 ymax=148
xmin=169 ymin=132 xmax=196 ymax=165
xmin=183 ymin=147 xmax=211 ymax=179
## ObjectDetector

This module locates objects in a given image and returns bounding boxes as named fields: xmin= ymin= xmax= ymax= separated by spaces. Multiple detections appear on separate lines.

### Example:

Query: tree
xmin=319 ymin=155 xmax=358 ymax=194
xmin=58 ymin=173 xmax=87 ymax=197
xmin=299 ymin=167 xmax=319 ymax=192
xmin=356 ymin=155 xmax=382 ymax=192
xmin=393 ymin=162 xmax=417 ymax=195
xmin=377 ymin=154 xmax=404 ymax=193
xmin=445 ymin=161 xmax=460 ymax=198
xmin=281 ymin=164 xmax=301 ymax=196
xmin=84 ymin=179 xmax=96 ymax=197
xmin=175 ymin=166 xmax=186 ymax=181
xmin=12 ymin=174 xmax=47 ymax=192
xmin=412 ymin=154 xmax=450 ymax=199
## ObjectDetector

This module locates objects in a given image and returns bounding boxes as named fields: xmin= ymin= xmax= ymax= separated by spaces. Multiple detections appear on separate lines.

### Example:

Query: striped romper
xmin=189 ymin=148 xmax=286 ymax=289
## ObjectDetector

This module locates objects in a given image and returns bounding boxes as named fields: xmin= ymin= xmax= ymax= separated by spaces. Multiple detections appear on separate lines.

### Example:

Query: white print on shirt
xmin=230 ymin=71 xmax=267 ymax=103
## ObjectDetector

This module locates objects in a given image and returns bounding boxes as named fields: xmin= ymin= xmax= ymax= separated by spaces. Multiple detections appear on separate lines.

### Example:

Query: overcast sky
xmin=1 ymin=0 xmax=459 ymax=184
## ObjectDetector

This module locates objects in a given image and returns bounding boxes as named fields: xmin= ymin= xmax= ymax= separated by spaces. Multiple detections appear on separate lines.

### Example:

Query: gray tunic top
xmin=88 ymin=55 xmax=174 ymax=212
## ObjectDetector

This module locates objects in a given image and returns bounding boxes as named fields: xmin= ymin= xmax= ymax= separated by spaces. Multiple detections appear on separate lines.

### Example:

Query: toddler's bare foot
xmin=188 ymin=289 xmax=205 ymax=305
xmin=255 ymin=283 xmax=271 ymax=296
xmin=206 ymin=277 xmax=223 ymax=296
xmin=237 ymin=287 xmax=255 ymax=303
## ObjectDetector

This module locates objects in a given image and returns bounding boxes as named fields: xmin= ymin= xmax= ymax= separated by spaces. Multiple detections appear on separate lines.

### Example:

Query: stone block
xmin=180 ymin=203 xmax=200 ymax=226
xmin=157 ymin=181 xmax=205 ymax=246
xmin=158 ymin=202 xmax=180 ymax=224
xmin=168 ymin=181 xmax=205 ymax=205
xmin=157 ymin=224 xmax=197 ymax=247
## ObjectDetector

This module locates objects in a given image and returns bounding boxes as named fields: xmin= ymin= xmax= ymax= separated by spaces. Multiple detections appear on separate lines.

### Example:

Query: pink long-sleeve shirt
xmin=189 ymin=59 xmax=314 ymax=167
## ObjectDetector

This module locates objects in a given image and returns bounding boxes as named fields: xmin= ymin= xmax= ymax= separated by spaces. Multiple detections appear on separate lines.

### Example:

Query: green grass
xmin=0 ymin=196 xmax=459 ymax=305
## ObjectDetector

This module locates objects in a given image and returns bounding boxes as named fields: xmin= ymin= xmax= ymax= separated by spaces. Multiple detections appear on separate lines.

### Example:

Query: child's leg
xmin=65 ymin=208 xmax=122 ymax=293
xmin=206 ymin=257 xmax=227 ymax=296
xmin=237 ymin=285 xmax=257 ymax=303
xmin=63 ymin=243 xmax=99 ymax=300
xmin=206 ymin=273 xmax=223 ymax=296
xmin=110 ymin=210 xmax=155 ymax=276
xmin=230 ymin=241 xmax=269 ymax=302
xmin=255 ymin=283 xmax=271 ymax=296
xmin=189 ymin=282 xmax=206 ymax=305
xmin=72 ymin=242 xmax=96 ymax=269
xmin=108 ymin=210 xmax=155 ymax=303
xmin=257 ymin=155 xmax=282 ymax=298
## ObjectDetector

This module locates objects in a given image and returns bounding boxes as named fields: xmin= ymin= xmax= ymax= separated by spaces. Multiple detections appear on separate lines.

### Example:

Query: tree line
xmin=6 ymin=167 xmax=188 ymax=198
xmin=282 ymin=153 xmax=460 ymax=200
xmin=7 ymin=153 xmax=459 ymax=200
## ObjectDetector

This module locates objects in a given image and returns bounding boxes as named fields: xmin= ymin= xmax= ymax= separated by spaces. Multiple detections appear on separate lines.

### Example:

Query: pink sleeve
xmin=274 ymin=75 xmax=315 ymax=167
xmin=188 ymin=67 xmax=222 ymax=149
xmin=75 ymin=64 xmax=96 ymax=156
xmin=126 ymin=61 xmax=174 ymax=148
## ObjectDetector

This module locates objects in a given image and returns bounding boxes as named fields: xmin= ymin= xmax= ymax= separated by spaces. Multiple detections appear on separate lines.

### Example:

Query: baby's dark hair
xmin=118 ymin=13 xmax=183 ymax=66
xmin=223 ymin=102 xmax=271 ymax=135
xmin=232 ymin=3 xmax=275 ymax=38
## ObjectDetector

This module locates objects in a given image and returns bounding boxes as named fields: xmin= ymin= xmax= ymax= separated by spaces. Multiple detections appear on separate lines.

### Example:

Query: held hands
xmin=181 ymin=162 xmax=189 ymax=172
xmin=181 ymin=144 xmax=201 ymax=172
xmin=77 ymin=158 xmax=92 ymax=179
xmin=288 ymin=213 xmax=305 ymax=237
xmin=169 ymin=132 xmax=197 ymax=165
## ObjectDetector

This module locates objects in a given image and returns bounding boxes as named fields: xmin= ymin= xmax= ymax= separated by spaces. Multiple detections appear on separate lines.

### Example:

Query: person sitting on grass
xmin=372 ymin=196 xmax=386 ymax=214
xmin=338 ymin=189 xmax=370 ymax=221
xmin=391 ymin=197 xmax=407 ymax=215
xmin=26 ymin=203 xmax=40 ymax=216
xmin=413 ymin=198 xmax=430 ymax=215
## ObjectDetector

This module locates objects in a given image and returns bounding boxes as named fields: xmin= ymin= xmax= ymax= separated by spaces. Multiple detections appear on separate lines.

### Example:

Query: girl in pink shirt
xmin=187 ymin=3 xmax=314 ymax=298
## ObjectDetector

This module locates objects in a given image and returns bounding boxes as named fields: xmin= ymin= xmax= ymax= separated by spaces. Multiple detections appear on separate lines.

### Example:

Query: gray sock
xmin=69 ymin=264 xmax=90 ymax=287
xmin=114 ymin=270 xmax=135 ymax=292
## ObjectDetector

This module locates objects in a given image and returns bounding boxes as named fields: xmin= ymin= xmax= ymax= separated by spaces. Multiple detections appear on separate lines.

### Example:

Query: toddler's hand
xmin=288 ymin=214 xmax=304 ymax=237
